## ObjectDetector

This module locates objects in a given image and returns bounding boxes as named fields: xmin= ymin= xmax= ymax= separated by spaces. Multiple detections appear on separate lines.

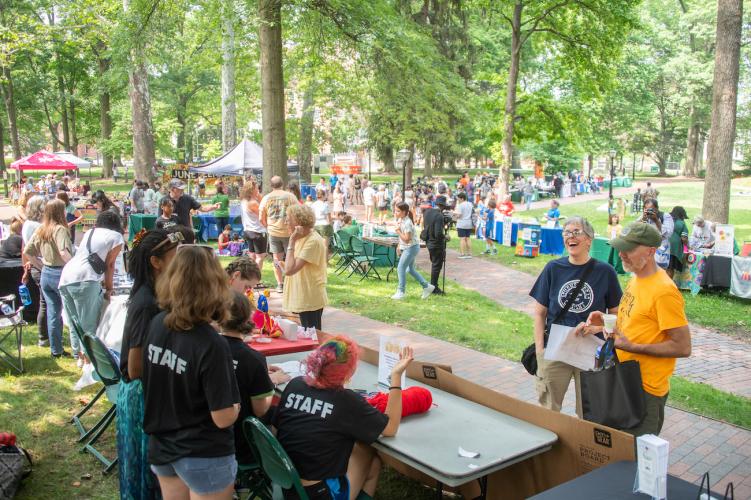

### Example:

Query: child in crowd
xmin=218 ymin=224 xmax=232 ymax=254
xmin=155 ymin=198 xmax=178 ymax=230
xmin=544 ymin=200 xmax=560 ymax=227
xmin=273 ymin=337 xmax=413 ymax=500
xmin=482 ymin=199 xmax=498 ymax=255
xmin=218 ymin=290 xmax=288 ymax=467
xmin=607 ymin=213 xmax=622 ymax=240
xmin=332 ymin=211 xmax=347 ymax=233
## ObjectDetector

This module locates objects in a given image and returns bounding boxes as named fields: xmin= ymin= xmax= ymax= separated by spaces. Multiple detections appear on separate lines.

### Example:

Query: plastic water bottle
xmin=18 ymin=284 xmax=32 ymax=307
xmin=0 ymin=302 xmax=12 ymax=316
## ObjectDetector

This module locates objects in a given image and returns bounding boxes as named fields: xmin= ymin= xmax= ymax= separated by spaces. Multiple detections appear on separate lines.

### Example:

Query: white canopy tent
xmin=53 ymin=151 xmax=91 ymax=169
xmin=189 ymin=139 xmax=263 ymax=176
xmin=188 ymin=139 xmax=299 ymax=179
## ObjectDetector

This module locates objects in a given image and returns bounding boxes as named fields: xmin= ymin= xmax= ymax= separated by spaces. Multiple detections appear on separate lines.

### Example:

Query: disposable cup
xmin=603 ymin=314 xmax=617 ymax=333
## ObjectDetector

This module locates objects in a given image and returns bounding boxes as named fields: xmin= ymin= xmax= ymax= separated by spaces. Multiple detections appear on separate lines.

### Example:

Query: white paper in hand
xmin=544 ymin=323 xmax=604 ymax=371
xmin=275 ymin=361 xmax=304 ymax=378
xmin=378 ymin=336 xmax=407 ymax=388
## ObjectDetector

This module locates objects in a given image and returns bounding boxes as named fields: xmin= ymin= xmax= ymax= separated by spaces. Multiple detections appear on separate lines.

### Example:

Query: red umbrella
xmin=11 ymin=150 xmax=79 ymax=171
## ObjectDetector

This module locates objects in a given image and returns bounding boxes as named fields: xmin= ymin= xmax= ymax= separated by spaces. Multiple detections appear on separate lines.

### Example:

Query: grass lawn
xmin=259 ymin=266 xmax=751 ymax=429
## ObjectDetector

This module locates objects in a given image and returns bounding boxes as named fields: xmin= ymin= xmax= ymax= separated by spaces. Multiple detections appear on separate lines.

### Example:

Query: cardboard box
xmin=331 ymin=333 xmax=635 ymax=499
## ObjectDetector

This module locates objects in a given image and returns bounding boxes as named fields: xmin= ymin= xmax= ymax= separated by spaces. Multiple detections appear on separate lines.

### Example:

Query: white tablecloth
xmin=96 ymin=294 xmax=128 ymax=353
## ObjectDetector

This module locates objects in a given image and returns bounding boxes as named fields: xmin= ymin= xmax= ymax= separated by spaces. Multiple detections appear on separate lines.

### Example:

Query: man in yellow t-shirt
xmin=581 ymin=222 xmax=691 ymax=436
xmin=282 ymin=204 xmax=328 ymax=330
xmin=260 ymin=176 xmax=300 ymax=293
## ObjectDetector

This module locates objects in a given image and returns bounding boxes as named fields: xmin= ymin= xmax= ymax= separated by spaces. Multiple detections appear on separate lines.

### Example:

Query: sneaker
xmin=421 ymin=284 xmax=436 ymax=299
xmin=459 ymin=255 xmax=472 ymax=259
xmin=491 ymin=248 xmax=498 ymax=255
xmin=391 ymin=291 xmax=405 ymax=300
xmin=275 ymin=284 xmax=284 ymax=294
xmin=432 ymin=288 xmax=445 ymax=295
xmin=482 ymin=249 xmax=491 ymax=255
xmin=38 ymin=340 xmax=50 ymax=347
xmin=51 ymin=350 xmax=72 ymax=359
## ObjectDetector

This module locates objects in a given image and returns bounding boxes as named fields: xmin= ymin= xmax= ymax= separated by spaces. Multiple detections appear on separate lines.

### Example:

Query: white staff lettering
xmin=283 ymin=392 xmax=335 ymax=419
xmin=147 ymin=344 xmax=188 ymax=374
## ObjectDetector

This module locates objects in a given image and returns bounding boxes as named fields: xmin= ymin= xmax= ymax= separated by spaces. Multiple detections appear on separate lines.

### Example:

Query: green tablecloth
xmin=128 ymin=214 xmax=157 ymax=240
xmin=590 ymin=237 xmax=624 ymax=274
xmin=127 ymin=214 xmax=202 ymax=240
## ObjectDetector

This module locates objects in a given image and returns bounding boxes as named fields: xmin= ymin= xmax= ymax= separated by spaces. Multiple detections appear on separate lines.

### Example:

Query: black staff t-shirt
xmin=142 ymin=312 xmax=240 ymax=465
xmin=529 ymin=257 xmax=622 ymax=344
xmin=224 ymin=336 xmax=275 ymax=464
xmin=120 ymin=284 xmax=160 ymax=382
xmin=272 ymin=377 xmax=388 ymax=480
xmin=155 ymin=215 xmax=179 ymax=230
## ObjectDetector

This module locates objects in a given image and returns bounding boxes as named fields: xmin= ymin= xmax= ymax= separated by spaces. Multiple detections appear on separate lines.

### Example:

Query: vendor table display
xmin=362 ymin=235 xmax=400 ymax=280
xmin=247 ymin=336 xmax=318 ymax=356
xmin=539 ymin=227 xmax=564 ymax=255
xmin=730 ymin=256 xmax=751 ymax=299
xmin=529 ymin=461 xmax=720 ymax=499
xmin=271 ymin=351 xmax=557 ymax=498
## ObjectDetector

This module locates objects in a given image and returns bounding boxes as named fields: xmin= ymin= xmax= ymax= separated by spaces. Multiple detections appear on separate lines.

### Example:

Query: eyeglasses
xmin=563 ymin=229 xmax=587 ymax=238
xmin=152 ymin=231 xmax=185 ymax=252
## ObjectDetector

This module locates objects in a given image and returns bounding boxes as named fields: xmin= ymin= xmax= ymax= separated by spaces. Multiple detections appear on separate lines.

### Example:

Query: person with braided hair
xmin=225 ymin=255 xmax=262 ymax=294
xmin=116 ymin=228 xmax=181 ymax=500
xmin=273 ymin=336 xmax=413 ymax=500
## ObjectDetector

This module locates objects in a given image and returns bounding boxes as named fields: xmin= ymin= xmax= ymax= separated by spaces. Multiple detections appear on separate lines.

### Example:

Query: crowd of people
xmin=4 ymin=166 xmax=719 ymax=499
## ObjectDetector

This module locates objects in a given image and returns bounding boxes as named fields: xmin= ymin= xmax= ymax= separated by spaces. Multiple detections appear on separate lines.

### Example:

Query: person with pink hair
xmin=272 ymin=336 xmax=413 ymax=500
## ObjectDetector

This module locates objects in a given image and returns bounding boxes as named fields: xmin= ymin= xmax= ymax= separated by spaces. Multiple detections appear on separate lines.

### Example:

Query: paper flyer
xmin=378 ymin=336 xmax=407 ymax=388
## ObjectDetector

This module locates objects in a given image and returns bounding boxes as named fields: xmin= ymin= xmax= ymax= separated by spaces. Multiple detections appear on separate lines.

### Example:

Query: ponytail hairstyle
xmin=220 ymin=290 xmax=255 ymax=335
xmin=304 ymin=335 xmax=360 ymax=390
xmin=225 ymin=255 xmax=261 ymax=282
xmin=396 ymin=202 xmax=413 ymax=223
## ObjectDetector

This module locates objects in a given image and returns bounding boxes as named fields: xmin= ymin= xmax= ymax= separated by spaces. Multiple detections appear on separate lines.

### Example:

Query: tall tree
xmin=258 ymin=0 xmax=287 ymax=190
xmin=123 ymin=0 xmax=156 ymax=181
xmin=297 ymin=84 xmax=315 ymax=183
xmin=702 ymin=0 xmax=742 ymax=223
xmin=221 ymin=0 xmax=237 ymax=152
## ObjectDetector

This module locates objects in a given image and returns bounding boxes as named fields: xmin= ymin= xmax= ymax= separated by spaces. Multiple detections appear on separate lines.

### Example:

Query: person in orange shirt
xmin=577 ymin=222 xmax=691 ymax=437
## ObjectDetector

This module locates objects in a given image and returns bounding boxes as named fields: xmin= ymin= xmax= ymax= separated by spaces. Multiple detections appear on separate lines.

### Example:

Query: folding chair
xmin=0 ymin=295 xmax=25 ymax=374
xmin=234 ymin=418 xmax=274 ymax=500
xmin=80 ymin=333 xmax=121 ymax=473
xmin=67 ymin=314 xmax=108 ymax=443
xmin=332 ymin=232 xmax=357 ymax=275
xmin=349 ymin=236 xmax=382 ymax=281
xmin=243 ymin=417 xmax=309 ymax=500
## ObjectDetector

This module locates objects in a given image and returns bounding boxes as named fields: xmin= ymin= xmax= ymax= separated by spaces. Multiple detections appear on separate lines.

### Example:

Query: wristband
xmin=389 ymin=386 xmax=402 ymax=391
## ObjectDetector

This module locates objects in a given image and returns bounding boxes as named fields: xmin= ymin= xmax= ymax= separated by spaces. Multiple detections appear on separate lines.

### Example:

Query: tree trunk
xmin=221 ymin=0 xmax=237 ymax=152
xmin=381 ymin=145 xmax=395 ymax=173
xmin=0 ymin=118 xmax=6 ymax=196
xmin=98 ymin=55 xmax=113 ymax=177
xmin=297 ymin=85 xmax=315 ymax=183
xmin=42 ymin=100 xmax=62 ymax=150
xmin=258 ymin=0 xmax=287 ymax=192
xmin=702 ymin=0 xmax=742 ymax=224
xmin=405 ymin=143 xmax=415 ymax=188
xmin=1 ymin=67 xmax=21 ymax=159
xmin=128 ymin=59 xmax=157 ymax=181
xmin=684 ymin=107 xmax=702 ymax=176
xmin=58 ymin=75 xmax=71 ymax=151
xmin=423 ymin=148 xmax=432 ymax=178
xmin=587 ymin=153 xmax=593 ymax=178
xmin=69 ymin=91 xmax=78 ymax=154
xmin=176 ymin=94 xmax=189 ymax=163
xmin=499 ymin=1 xmax=523 ymax=195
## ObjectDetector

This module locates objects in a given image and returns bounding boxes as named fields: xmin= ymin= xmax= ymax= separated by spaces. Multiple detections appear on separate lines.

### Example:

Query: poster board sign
xmin=502 ymin=216 xmax=513 ymax=247
xmin=714 ymin=224 xmax=734 ymax=257
xmin=378 ymin=336 xmax=407 ymax=388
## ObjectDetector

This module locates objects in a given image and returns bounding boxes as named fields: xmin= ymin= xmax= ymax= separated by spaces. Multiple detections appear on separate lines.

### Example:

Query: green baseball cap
xmin=610 ymin=222 xmax=662 ymax=252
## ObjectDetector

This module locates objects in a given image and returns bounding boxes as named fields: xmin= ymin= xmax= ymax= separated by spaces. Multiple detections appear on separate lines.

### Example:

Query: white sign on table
xmin=544 ymin=323 xmax=604 ymax=371
xmin=378 ymin=336 xmax=407 ymax=388
xmin=502 ymin=216 xmax=513 ymax=247
xmin=714 ymin=224 xmax=735 ymax=257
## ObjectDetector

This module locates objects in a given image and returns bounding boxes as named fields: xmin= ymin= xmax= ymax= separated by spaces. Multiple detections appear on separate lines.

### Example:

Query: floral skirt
xmin=116 ymin=379 xmax=160 ymax=499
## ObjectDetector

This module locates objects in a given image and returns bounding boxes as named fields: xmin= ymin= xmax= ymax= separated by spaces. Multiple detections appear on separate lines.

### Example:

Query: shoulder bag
xmin=85 ymin=229 xmax=107 ymax=275
xmin=0 ymin=442 xmax=32 ymax=500
xmin=579 ymin=337 xmax=646 ymax=429
xmin=521 ymin=258 xmax=596 ymax=376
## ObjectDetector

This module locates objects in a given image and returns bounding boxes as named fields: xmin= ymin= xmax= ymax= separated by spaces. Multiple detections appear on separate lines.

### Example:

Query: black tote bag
xmin=580 ymin=338 xmax=646 ymax=429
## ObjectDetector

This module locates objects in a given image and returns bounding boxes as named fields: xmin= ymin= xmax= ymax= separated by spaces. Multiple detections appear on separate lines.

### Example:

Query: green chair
xmin=349 ymin=236 xmax=382 ymax=281
xmin=67 ymin=314 xmax=109 ymax=444
xmin=80 ymin=333 xmax=121 ymax=474
xmin=332 ymin=231 xmax=358 ymax=276
xmin=243 ymin=417 xmax=309 ymax=500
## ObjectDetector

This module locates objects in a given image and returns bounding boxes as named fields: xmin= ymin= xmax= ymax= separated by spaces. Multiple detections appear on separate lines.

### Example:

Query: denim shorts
xmin=150 ymin=454 xmax=237 ymax=494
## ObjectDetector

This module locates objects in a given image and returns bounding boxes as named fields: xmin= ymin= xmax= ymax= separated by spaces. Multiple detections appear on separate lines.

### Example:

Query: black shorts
xmin=667 ymin=255 xmax=684 ymax=272
xmin=243 ymin=231 xmax=268 ymax=254
xmin=457 ymin=228 xmax=473 ymax=238
xmin=283 ymin=476 xmax=348 ymax=500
